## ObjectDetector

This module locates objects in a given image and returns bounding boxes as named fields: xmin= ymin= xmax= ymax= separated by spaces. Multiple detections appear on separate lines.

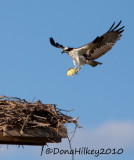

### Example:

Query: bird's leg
xmin=78 ymin=66 xmax=81 ymax=71
xmin=71 ymin=59 xmax=79 ymax=74
xmin=67 ymin=60 xmax=77 ymax=72
xmin=73 ymin=59 xmax=77 ymax=69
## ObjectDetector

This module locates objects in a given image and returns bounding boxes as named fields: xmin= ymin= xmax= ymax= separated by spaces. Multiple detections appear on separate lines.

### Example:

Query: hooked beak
xmin=61 ymin=50 xmax=64 ymax=53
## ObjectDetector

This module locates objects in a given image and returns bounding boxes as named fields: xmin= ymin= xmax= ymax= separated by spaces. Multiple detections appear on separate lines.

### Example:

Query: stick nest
xmin=0 ymin=96 xmax=79 ymax=133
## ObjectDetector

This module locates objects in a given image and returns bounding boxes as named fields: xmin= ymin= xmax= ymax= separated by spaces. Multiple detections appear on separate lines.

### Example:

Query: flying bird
xmin=50 ymin=21 xmax=124 ymax=76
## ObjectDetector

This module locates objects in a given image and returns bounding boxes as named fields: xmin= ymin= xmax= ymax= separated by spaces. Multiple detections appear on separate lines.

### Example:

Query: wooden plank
xmin=0 ymin=136 xmax=61 ymax=145
xmin=2 ymin=125 xmax=67 ymax=138
xmin=0 ymin=125 xmax=67 ymax=145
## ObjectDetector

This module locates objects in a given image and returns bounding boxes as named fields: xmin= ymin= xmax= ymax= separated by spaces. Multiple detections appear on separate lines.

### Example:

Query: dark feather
xmin=107 ymin=22 xmax=115 ymax=32
xmin=50 ymin=37 xmax=64 ymax=49
xmin=93 ymin=36 xmax=104 ymax=44
xmin=86 ymin=60 xmax=102 ymax=67
xmin=111 ymin=20 xmax=122 ymax=31
xmin=83 ymin=21 xmax=125 ymax=60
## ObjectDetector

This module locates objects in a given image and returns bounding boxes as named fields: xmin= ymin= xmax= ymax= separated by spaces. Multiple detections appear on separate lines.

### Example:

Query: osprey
xmin=50 ymin=21 xmax=124 ymax=75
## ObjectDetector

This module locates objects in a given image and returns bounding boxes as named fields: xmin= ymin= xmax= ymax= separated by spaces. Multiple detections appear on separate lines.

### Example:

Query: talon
xmin=74 ymin=69 xmax=79 ymax=74
xmin=75 ymin=68 xmax=80 ymax=73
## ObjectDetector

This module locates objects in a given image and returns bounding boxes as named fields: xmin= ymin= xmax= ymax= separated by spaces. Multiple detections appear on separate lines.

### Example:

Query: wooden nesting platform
xmin=0 ymin=96 xmax=78 ymax=146
xmin=0 ymin=125 xmax=67 ymax=145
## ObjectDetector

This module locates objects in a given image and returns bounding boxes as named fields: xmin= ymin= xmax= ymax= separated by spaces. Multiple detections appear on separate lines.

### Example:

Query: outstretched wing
xmin=80 ymin=21 xmax=125 ymax=60
xmin=50 ymin=37 xmax=64 ymax=49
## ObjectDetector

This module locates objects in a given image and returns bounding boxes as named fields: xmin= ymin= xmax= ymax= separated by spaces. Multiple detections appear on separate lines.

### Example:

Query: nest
xmin=0 ymin=96 xmax=79 ymax=135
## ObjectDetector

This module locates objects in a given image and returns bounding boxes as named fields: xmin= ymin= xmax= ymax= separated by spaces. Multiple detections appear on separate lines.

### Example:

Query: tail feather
xmin=86 ymin=60 xmax=102 ymax=67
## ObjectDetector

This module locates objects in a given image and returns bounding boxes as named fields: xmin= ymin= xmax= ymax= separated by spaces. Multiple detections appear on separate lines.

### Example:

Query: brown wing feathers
xmin=87 ymin=21 xmax=125 ymax=60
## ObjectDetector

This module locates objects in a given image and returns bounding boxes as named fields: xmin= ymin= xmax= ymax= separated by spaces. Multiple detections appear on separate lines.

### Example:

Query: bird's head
xmin=62 ymin=47 xmax=73 ymax=53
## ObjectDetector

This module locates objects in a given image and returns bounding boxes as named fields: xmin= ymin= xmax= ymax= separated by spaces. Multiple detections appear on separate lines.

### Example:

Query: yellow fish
xmin=66 ymin=68 xmax=79 ymax=76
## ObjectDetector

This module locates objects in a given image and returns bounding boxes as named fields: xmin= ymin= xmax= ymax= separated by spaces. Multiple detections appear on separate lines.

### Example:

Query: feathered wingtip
xmin=50 ymin=37 xmax=55 ymax=46
xmin=50 ymin=37 xmax=64 ymax=49
xmin=107 ymin=20 xmax=125 ymax=33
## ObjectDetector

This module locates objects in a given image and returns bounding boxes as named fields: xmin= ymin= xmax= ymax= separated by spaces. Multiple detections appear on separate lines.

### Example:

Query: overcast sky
xmin=0 ymin=0 xmax=134 ymax=160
